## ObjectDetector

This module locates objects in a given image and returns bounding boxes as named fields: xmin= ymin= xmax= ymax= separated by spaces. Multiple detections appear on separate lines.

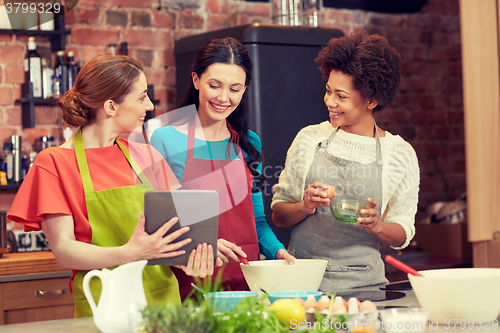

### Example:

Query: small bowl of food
xmin=330 ymin=198 xmax=370 ymax=223
xmin=207 ymin=291 xmax=258 ymax=313
xmin=378 ymin=307 xmax=429 ymax=333
xmin=268 ymin=290 xmax=323 ymax=304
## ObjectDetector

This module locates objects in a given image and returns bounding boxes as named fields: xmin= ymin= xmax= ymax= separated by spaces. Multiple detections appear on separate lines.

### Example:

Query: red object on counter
xmin=385 ymin=255 xmax=425 ymax=277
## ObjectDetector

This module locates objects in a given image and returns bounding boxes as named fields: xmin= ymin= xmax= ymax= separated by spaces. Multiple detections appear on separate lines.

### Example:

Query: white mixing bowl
xmin=408 ymin=268 xmax=500 ymax=322
xmin=240 ymin=259 xmax=327 ymax=293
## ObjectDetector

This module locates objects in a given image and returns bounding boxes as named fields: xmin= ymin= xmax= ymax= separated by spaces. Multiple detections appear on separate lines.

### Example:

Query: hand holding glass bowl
xmin=330 ymin=198 xmax=371 ymax=223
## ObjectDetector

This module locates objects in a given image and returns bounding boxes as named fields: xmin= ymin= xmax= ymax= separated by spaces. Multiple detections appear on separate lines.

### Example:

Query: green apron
xmin=71 ymin=129 xmax=181 ymax=317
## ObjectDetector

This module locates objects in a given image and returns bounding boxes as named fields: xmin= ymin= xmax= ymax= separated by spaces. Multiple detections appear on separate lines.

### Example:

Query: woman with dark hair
xmin=272 ymin=31 xmax=420 ymax=291
xmin=150 ymin=37 xmax=294 ymax=299
xmin=8 ymin=55 xmax=215 ymax=317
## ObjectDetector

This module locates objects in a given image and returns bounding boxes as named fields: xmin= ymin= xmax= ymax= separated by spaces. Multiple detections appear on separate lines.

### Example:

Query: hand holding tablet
xmin=144 ymin=190 xmax=219 ymax=266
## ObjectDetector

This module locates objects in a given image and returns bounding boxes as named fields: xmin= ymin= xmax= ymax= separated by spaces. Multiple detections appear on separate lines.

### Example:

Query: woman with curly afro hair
xmin=271 ymin=31 xmax=420 ymax=291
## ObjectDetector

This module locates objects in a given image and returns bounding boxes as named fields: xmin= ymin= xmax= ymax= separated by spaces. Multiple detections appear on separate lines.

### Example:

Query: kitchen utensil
xmin=408 ymin=268 xmax=500 ymax=322
xmin=232 ymin=242 xmax=249 ymax=265
xmin=380 ymin=280 xmax=412 ymax=290
xmin=0 ymin=211 xmax=7 ymax=257
xmin=253 ymin=283 xmax=269 ymax=294
xmin=385 ymin=255 xmax=424 ymax=277
xmin=238 ymin=255 xmax=249 ymax=265
xmin=207 ymin=291 xmax=258 ymax=313
xmin=378 ymin=307 xmax=429 ymax=333
xmin=241 ymin=259 xmax=327 ymax=293
xmin=330 ymin=198 xmax=370 ymax=223
xmin=190 ymin=282 xmax=206 ymax=294
xmin=335 ymin=290 xmax=405 ymax=302
xmin=268 ymin=290 xmax=322 ymax=304
xmin=83 ymin=260 xmax=148 ymax=333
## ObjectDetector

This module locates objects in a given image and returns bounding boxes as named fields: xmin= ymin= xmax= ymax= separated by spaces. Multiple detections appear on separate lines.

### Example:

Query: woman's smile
xmin=192 ymin=63 xmax=247 ymax=125
xmin=210 ymin=101 xmax=231 ymax=113
xmin=329 ymin=111 xmax=344 ymax=120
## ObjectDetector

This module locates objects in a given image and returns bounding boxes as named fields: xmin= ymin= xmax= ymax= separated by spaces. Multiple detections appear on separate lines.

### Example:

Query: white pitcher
xmin=83 ymin=260 xmax=148 ymax=333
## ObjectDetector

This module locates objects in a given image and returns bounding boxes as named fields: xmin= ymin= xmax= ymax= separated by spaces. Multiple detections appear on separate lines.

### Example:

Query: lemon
xmin=269 ymin=298 xmax=306 ymax=328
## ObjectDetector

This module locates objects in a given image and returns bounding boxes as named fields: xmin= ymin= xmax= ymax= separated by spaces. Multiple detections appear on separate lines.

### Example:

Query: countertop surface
xmin=0 ymin=288 xmax=498 ymax=333
xmin=0 ymin=251 xmax=72 ymax=282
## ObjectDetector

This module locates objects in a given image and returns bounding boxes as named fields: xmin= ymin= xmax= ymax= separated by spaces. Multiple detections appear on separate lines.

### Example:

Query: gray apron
xmin=288 ymin=120 xmax=388 ymax=292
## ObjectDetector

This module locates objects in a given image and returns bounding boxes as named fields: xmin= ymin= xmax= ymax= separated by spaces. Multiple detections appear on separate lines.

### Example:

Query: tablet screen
xmin=144 ymin=190 xmax=218 ymax=266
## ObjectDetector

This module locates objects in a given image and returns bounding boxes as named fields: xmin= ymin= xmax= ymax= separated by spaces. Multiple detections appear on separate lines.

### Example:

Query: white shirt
xmin=272 ymin=121 xmax=420 ymax=250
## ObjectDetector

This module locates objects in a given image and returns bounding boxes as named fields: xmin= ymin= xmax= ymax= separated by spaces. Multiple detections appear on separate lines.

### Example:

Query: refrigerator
xmin=174 ymin=23 xmax=344 ymax=248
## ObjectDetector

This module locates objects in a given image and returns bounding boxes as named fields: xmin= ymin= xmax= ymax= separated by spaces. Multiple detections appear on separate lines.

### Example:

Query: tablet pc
xmin=144 ymin=190 xmax=219 ymax=266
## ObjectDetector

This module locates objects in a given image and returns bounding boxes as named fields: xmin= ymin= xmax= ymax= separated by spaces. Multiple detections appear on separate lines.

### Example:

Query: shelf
xmin=0 ymin=29 xmax=71 ymax=36
xmin=0 ymin=183 xmax=21 ymax=191
xmin=0 ymin=9 xmax=70 ymax=52
xmin=14 ymin=83 xmax=60 ymax=128
xmin=15 ymin=97 xmax=58 ymax=105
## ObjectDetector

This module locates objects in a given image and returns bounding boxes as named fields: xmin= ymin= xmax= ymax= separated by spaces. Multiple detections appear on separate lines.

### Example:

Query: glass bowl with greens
xmin=330 ymin=198 xmax=370 ymax=223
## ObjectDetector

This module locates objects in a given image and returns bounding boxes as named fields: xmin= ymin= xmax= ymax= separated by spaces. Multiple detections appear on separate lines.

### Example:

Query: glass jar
xmin=272 ymin=0 xmax=303 ymax=26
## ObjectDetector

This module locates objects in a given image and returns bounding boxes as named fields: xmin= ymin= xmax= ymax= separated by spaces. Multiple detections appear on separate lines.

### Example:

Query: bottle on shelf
xmin=55 ymin=51 xmax=68 ymax=95
xmin=0 ymin=145 xmax=7 ymax=185
xmin=106 ymin=43 xmax=117 ymax=56
xmin=3 ymin=143 xmax=13 ymax=183
xmin=37 ymin=136 xmax=56 ymax=152
xmin=77 ymin=60 xmax=85 ymax=73
xmin=120 ymin=42 xmax=128 ymax=55
xmin=52 ymin=69 xmax=62 ymax=99
xmin=24 ymin=37 xmax=43 ymax=98
xmin=67 ymin=51 xmax=78 ymax=90
xmin=11 ymin=136 xmax=22 ymax=183
xmin=42 ymin=58 xmax=54 ymax=99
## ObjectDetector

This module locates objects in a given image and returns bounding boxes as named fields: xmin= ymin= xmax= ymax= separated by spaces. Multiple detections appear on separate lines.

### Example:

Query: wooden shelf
xmin=14 ymin=97 xmax=58 ymax=105
xmin=1 ymin=9 xmax=70 ymax=128
xmin=0 ymin=8 xmax=70 ymax=52
xmin=15 ymin=82 xmax=60 ymax=128
xmin=0 ymin=183 xmax=21 ymax=191
xmin=0 ymin=29 xmax=70 ymax=35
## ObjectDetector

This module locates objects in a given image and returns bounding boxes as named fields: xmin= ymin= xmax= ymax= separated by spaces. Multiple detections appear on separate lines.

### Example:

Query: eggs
xmin=303 ymin=295 xmax=318 ymax=311
xmin=359 ymin=300 xmax=377 ymax=312
xmin=315 ymin=295 xmax=331 ymax=312
xmin=290 ymin=295 xmax=377 ymax=316
xmin=331 ymin=301 xmax=347 ymax=314
xmin=322 ymin=185 xmax=336 ymax=199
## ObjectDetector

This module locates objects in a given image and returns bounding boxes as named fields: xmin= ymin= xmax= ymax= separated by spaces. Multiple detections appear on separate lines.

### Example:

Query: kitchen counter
xmin=1 ymin=289 xmax=498 ymax=332
xmin=0 ymin=252 xmax=70 ymax=277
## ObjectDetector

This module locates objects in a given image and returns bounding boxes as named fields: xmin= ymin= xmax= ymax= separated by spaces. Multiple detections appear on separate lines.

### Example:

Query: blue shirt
xmin=150 ymin=125 xmax=285 ymax=259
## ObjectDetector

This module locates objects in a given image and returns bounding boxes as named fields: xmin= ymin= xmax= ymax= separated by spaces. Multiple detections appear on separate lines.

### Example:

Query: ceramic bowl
xmin=207 ymin=291 xmax=258 ymax=313
xmin=408 ymin=268 xmax=500 ymax=322
xmin=267 ymin=290 xmax=323 ymax=304
xmin=240 ymin=259 xmax=327 ymax=293
xmin=378 ymin=307 xmax=429 ymax=333
xmin=330 ymin=198 xmax=370 ymax=223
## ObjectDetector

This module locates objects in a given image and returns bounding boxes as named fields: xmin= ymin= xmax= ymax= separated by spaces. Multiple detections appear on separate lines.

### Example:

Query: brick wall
xmin=0 ymin=0 xmax=464 ymax=221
